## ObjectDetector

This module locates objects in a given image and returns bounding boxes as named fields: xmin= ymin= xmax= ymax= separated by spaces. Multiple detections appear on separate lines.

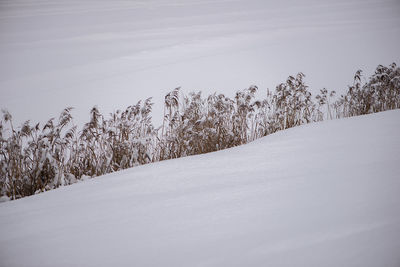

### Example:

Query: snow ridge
xmin=0 ymin=110 xmax=399 ymax=267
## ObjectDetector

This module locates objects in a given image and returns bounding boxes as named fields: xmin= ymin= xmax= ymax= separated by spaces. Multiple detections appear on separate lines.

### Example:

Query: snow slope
xmin=1 ymin=110 xmax=400 ymax=267
xmin=1 ymin=0 xmax=400 ymax=126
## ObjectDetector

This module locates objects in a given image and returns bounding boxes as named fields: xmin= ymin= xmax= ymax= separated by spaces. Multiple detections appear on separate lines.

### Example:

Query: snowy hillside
xmin=1 ymin=110 xmax=399 ymax=267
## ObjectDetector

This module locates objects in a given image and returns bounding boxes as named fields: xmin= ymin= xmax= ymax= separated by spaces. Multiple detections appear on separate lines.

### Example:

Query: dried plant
xmin=1 ymin=62 xmax=399 ymax=200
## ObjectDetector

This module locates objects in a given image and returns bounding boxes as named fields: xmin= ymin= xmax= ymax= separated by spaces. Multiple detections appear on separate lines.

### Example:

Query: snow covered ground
xmin=1 ymin=0 xmax=400 ymax=126
xmin=1 ymin=110 xmax=399 ymax=267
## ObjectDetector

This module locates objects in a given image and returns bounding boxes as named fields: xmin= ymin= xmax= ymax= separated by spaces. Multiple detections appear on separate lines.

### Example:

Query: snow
xmin=1 ymin=0 xmax=400 ymax=126
xmin=1 ymin=110 xmax=400 ymax=267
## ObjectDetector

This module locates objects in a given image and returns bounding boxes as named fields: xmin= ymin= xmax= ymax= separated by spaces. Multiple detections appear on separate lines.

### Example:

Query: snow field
xmin=0 ymin=110 xmax=399 ymax=266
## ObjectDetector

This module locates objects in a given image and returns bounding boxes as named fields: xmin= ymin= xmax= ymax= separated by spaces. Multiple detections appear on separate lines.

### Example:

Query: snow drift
xmin=1 ymin=0 xmax=399 ymax=127
xmin=1 ymin=110 xmax=400 ymax=267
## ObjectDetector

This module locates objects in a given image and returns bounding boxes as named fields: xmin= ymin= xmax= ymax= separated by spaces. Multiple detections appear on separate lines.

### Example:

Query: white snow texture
xmin=1 ymin=110 xmax=400 ymax=267
xmin=1 ymin=0 xmax=400 ymax=126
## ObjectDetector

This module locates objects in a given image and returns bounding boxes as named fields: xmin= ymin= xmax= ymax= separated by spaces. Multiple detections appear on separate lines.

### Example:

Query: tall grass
xmin=1 ymin=62 xmax=399 ymax=200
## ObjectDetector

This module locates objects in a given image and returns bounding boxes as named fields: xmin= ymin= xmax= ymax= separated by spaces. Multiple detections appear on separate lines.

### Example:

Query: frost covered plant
xmin=206 ymin=92 xmax=236 ymax=150
xmin=0 ymin=107 xmax=76 ymax=199
xmin=316 ymin=88 xmax=336 ymax=120
xmin=232 ymin=85 xmax=258 ymax=144
xmin=79 ymin=106 xmax=108 ymax=177
xmin=158 ymin=86 xmax=261 ymax=157
xmin=105 ymin=98 xmax=156 ymax=170
xmin=79 ymin=100 xmax=156 ymax=177
xmin=333 ymin=63 xmax=400 ymax=118
xmin=272 ymin=73 xmax=316 ymax=130
xmin=158 ymin=87 xmax=182 ymax=160
xmin=1 ymin=62 xmax=399 ymax=200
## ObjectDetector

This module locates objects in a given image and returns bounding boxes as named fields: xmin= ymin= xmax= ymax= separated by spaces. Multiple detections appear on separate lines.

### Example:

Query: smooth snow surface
xmin=1 ymin=111 xmax=400 ymax=267
xmin=1 ymin=0 xmax=400 ymax=126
